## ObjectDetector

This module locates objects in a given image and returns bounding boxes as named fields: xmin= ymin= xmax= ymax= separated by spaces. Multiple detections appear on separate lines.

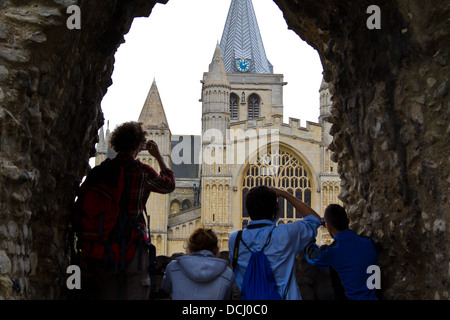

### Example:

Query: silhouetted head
xmin=245 ymin=185 xmax=279 ymax=221
xmin=109 ymin=121 xmax=147 ymax=155
xmin=324 ymin=204 xmax=349 ymax=237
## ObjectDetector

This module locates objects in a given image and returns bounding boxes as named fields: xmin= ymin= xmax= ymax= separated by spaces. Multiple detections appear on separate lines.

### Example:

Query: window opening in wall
xmin=89 ymin=1 xmax=326 ymax=256
xmin=248 ymin=94 xmax=260 ymax=120
xmin=230 ymin=93 xmax=239 ymax=120
xmin=182 ymin=200 xmax=191 ymax=211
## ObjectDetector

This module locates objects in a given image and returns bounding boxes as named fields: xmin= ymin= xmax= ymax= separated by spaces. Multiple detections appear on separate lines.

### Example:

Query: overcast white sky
xmin=100 ymin=0 xmax=324 ymax=136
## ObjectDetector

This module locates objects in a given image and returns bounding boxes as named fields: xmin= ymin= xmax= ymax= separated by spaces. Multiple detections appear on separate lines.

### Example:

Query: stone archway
xmin=0 ymin=0 xmax=447 ymax=300
xmin=274 ymin=0 xmax=449 ymax=299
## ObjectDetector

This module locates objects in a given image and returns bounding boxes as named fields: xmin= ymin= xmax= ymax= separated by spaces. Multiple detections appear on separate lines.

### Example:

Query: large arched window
xmin=230 ymin=93 xmax=239 ymax=120
xmin=241 ymin=147 xmax=312 ymax=228
xmin=248 ymin=94 xmax=260 ymax=120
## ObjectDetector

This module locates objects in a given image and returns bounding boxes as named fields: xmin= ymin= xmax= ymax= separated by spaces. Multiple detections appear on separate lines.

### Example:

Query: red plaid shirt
xmin=112 ymin=153 xmax=175 ymax=222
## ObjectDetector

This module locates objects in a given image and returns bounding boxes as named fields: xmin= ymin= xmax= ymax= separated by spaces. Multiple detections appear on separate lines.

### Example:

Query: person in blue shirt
xmin=304 ymin=204 xmax=378 ymax=300
xmin=228 ymin=185 xmax=322 ymax=300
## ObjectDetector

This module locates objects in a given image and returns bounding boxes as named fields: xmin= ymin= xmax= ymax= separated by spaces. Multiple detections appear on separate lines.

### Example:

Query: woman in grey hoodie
xmin=161 ymin=228 xmax=235 ymax=300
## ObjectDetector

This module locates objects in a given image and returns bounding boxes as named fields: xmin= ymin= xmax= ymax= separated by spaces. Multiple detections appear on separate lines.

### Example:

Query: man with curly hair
xmin=81 ymin=121 xmax=175 ymax=299
xmin=108 ymin=121 xmax=176 ymax=222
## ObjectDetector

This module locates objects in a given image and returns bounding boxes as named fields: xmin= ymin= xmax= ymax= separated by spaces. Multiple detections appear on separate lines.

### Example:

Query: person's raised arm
xmin=271 ymin=187 xmax=321 ymax=220
xmin=144 ymin=140 xmax=175 ymax=193
xmin=146 ymin=140 xmax=169 ymax=172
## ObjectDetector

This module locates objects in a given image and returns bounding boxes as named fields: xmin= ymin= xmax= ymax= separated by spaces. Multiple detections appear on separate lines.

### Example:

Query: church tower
xmin=200 ymin=44 xmax=233 ymax=249
xmin=199 ymin=0 xmax=286 ymax=248
xmin=201 ymin=44 xmax=231 ymax=141
xmin=137 ymin=79 xmax=172 ymax=255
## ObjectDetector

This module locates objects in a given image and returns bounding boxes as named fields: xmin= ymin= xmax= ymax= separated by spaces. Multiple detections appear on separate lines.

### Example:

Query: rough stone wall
xmin=274 ymin=0 xmax=449 ymax=299
xmin=0 ymin=0 xmax=166 ymax=299
xmin=0 ymin=0 xmax=448 ymax=300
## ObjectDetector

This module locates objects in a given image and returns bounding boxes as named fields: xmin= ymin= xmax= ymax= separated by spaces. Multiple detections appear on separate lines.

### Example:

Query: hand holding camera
xmin=145 ymin=140 xmax=160 ymax=158
xmin=145 ymin=140 xmax=169 ymax=172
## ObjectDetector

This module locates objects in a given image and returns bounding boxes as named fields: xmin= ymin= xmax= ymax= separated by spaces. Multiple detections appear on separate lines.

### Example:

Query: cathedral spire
xmin=219 ymin=0 xmax=273 ymax=74
xmin=138 ymin=79 xmax=169 ymax=130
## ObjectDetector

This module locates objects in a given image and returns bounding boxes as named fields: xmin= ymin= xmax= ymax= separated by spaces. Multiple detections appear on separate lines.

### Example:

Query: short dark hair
xmin=109 ymin=121 xmax=147 ymax=153
xmin=245 ymin=186 xmax=278 ymax=220
xmin=324 ymin=204 xmax=349 ymax=231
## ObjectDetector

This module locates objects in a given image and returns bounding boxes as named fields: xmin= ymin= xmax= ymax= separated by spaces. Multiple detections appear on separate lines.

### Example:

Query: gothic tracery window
xmin=248 ymin=94 xmax=260 ymax=120
xmin=230 ymin=93 xmax=239 ymax=120
xmin=241 ymin=148 xmax=312 ymax=228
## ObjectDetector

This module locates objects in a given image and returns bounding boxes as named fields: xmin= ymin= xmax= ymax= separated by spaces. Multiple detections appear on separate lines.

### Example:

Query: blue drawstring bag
xmin=241 ymin=250 xmax=282 ymax=300
xmin=232 ymin=225 xmax=284 ymax=300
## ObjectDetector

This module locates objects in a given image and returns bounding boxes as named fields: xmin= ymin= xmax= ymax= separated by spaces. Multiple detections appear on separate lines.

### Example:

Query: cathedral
xmin=96 ymin=0 xmax=340 ymax=256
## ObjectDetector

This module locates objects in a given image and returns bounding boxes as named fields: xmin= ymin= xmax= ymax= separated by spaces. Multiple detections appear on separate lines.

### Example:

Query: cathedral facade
xmin=97 ymin=0 xmax=340 ymax=256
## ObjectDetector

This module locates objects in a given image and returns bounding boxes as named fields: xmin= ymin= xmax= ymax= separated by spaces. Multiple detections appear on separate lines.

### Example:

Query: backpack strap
xmin=232 ymin=230 xmax=243 ymax=271
xmin=231 ymin=223 xmax=275 ymax=270
xmin=261 ymin=226 xmax=275 ymax=253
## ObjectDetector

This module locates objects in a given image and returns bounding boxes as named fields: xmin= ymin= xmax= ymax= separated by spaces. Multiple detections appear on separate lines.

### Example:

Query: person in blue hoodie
xmin=161 ymin=228 xmax=235 ymax=300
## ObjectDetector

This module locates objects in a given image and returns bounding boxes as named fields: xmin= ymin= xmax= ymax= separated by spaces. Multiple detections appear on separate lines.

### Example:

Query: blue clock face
xmin=237 ymin=59 xmax=250 ymax=72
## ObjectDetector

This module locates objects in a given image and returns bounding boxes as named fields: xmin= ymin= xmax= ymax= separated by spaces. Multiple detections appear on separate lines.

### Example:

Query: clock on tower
xmin=236 ymin=59 xmax=250 ymax=72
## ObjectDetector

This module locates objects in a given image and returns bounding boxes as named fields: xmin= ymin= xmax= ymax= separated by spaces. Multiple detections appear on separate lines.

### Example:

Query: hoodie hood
xmin=176 ymin=250 xmax=228 ymax=283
